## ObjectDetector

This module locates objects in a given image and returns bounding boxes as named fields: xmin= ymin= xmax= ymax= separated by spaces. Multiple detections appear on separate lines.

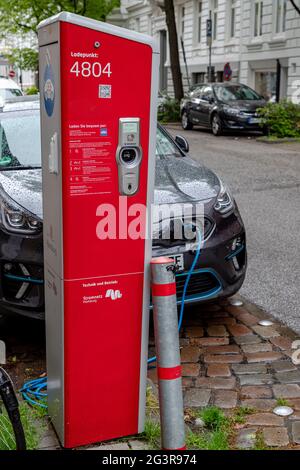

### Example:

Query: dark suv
xmin=180 ymin=82 xmax=266 ymax=136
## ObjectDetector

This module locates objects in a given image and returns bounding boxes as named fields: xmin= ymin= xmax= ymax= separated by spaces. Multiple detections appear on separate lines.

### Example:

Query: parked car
xmin=0 ymin=77 xmax=23 ymax=104
xmin=0 ymin=98 xmax=246 ymax=319
xmin=180 ymin=82 xmax=267 ymax=136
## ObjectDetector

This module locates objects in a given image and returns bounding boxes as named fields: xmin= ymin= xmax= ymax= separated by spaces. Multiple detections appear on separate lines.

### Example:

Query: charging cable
xmin=148 ymin=225 xmax=203 ymax=365
xmin=0 ymin=367 xmax=26 ymax=450
xmin=20 ymin=376 xmax=47 ymax=409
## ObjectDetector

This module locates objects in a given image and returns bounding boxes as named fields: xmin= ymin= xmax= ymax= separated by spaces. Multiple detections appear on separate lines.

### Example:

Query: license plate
xmin=169 ymin=254 xmax=185 ymax=272
xmin=248 ymin=117 xmax=260 ymax=124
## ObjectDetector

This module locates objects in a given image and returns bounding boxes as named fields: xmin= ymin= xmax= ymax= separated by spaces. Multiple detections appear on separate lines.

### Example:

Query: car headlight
xmin=214 ymin=180 xmax=234 ymax=214
xmin=223 ymin=105 xmax=240 ymax=116
xmin=0 ymin=187 xmax=42 ymax=235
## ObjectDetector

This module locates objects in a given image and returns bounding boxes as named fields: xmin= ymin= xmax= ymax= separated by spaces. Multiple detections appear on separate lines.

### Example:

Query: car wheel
xmin=181 ymin=111 xmax=193 ymax=130
xmin=211 ymin=114 xmax=223 ymax=136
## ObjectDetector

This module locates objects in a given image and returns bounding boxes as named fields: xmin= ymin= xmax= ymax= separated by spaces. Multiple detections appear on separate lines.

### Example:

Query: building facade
xmin=108 ymin=0 xmax=300 ymax=101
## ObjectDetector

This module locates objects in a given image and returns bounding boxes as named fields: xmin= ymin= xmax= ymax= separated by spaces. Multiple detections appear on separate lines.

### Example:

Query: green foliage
xmin=199 ymin=406 xmax=227 ymax=430
xmin=232 ymin=406 xmax=255 ymax=425
xmin=254 ymin=431 xmax=268 ymax=451
xmin=276 ymin=397 xmax=290 ymax=407
xmin=142 ymin=420 xmax=160 ymax=449
xmin=186 ymin=428 xmax=230 ymax=451
xmin=0 ymin=402 xmax=45 ymax=450
xmin=25 ymin=86 xmax=39 ymax=95
xmin=0 ymin=0 xmax=120 ymax=38
xmin=257 ymin=100 xmax=300 ymax=138
xmin=158 ymin=96 xmax=181 ymax=123
xmin=5 ymin=48 xmax=38 ymax=72
xmin=185 ymin=406 xmax=231 ymax=450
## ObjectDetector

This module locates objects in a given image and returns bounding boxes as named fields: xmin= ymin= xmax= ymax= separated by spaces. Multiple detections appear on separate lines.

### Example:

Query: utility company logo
xmin=105 ymin=289 xmax=122 ymax=300
xmin=0 ymin=340 xmax=6 ymax=364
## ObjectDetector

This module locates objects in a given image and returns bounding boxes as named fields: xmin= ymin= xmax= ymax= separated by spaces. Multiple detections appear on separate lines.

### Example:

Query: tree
xmin=163 ymin=0 xmax=184 ymax=101
xmin=0 ymin=1 xmax=119 ymax=85
xmin=290 ymin=0 xmax=300 ymax=15
xmin=5 ymin=48 xmax=38 ymax=72
xmin=0 ymin=0 xmax=120 ymax=38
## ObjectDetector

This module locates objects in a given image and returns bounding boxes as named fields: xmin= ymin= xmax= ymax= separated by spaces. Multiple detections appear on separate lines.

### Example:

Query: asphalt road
xmin=167 ymin=124 xmax=300 ymax=335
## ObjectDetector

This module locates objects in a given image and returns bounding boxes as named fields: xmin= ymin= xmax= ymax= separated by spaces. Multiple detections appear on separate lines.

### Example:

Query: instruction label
xmin=67 ymin=123 xmax=113 ymax=196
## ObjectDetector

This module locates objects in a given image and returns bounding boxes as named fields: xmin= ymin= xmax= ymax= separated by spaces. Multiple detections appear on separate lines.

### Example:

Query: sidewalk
xmin=38 ymin=296 xmax=300 ymax=450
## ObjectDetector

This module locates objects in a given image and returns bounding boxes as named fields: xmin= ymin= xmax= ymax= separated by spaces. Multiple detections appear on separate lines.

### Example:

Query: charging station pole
xmin=38 ymin=12 xmax=159 ymax=448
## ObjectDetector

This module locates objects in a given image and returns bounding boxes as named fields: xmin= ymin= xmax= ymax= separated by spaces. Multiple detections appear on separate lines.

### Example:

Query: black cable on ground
xmin=0 ymin=367 xmax=26 ymax=450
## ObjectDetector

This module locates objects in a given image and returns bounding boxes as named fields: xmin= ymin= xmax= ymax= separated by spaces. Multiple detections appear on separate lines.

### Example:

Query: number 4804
xmin=70 ymin=61 xmax=112 ymax=78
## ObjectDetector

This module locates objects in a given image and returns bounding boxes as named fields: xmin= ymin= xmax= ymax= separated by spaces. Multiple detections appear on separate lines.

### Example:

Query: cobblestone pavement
xmin=3 ymin=296 xmax=300 ymax=450
xmin=147 ymin=297 xmax=300 ymax=449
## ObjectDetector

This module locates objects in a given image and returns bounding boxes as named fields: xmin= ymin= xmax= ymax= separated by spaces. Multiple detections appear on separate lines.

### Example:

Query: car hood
xmin=0 ymin=169 xmax=43 ymax=219
xmin=154 ymin=155 xmax=219 ymax=205
xmin=222 ymin=99 xmax=266 ymax=111
xmin=0 ymin=158 xmax=220 ymax=220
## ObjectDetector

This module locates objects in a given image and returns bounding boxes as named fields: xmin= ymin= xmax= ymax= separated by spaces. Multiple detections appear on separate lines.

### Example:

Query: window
xmin=196 ymin=1 xmax=203 ymax=43
xmin=192 ymin=72 xmax=205 ymax=85
xmin=179 ymin=6 xmax=185 ymax=37
xmin=156 ymin=126 xmax=179 ymax=157
xmin=211 ymin=0 xmax=218 ymax=41
xmin=135 ymin=17 xmax=140 ymax=32
xmin=254 ymin=0 xmax=263 ymax=37
xmin=0 ymin=112 xmax=41 ymax=168
xmin=214 ymin=84 xmax=262 ymax=101
xmin=229 ymin=0 xmax=237 ymax=38
xmin=201 ymin=86 xmax=214 ymax=101
xmin=275 ymin=0 xmax=287 ymax=33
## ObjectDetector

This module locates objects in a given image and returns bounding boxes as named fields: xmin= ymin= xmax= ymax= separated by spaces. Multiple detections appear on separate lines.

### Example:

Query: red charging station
xmin=38 ymin=12 xmax=159 ymax=448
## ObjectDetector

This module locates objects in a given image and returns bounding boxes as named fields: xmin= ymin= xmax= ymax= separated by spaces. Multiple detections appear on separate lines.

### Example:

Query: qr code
xmin=99 ymin=85 xmax=111 ymax=99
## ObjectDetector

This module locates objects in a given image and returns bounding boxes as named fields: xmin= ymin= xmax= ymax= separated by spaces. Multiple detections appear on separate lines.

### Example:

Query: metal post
xmin=207 ymin=12 xmax=212 ymax=82
xmin=151 ymin=257 xmax=186 ymax=451
xmin=276 ymin=59 xmax=281 ymax=103
xmin=180 ymin=36 xmax=190 ymax=90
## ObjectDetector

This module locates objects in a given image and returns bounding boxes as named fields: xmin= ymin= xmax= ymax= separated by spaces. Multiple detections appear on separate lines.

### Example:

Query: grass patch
xmin=276 ymin=397 xmax=290 ymax=407
xmin=146 ymin=386 xmax=159 ymax=414
xmin=186 ymin=407 xmax=231 ymax=450
xmin=187 ymin=406 xmax=258 ymax=450
xmin=254 ymin=431 xmax=269 ymax=451
xmin=187 ymin=428 xmax=230 ymax=451
xmin=198 ymin=406 xmax=227 ymax=430
xmin=0 ymin=401 xmax=46 ymax=450
xmin=141 ymin=420 xmax=160 ymax=449
xmin=232 ymin=406 xmax=255 ymax=425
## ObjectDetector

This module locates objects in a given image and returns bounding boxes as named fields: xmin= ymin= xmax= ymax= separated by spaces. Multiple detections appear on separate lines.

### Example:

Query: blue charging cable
xmin=148 ymin=226 xmax=203 ymax=365
xmin=20 ymin=376 xmax=47 ymax=409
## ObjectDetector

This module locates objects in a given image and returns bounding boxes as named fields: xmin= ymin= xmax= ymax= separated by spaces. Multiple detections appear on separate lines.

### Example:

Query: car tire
xmin=181 ymin=111 xmax=193 ymax=130
xmin=211 ymin=113 xmax=223 ymax=136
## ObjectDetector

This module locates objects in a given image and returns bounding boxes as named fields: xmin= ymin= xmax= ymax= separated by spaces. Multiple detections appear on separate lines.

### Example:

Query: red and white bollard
xmin=151 ymin=257 xmax=186 ymax=451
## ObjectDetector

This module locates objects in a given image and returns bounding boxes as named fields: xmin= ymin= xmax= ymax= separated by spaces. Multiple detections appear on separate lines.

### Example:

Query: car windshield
xmin=0 ymin=110 xmax=178 ymax=170
xmin=0 ymin=88 xmax=23 ymax=100
xmin=156 ymin=126 xmax=180 ymax=157
xmin=214 ymin=84 xmax=261 ymax=102
xmin=0 ymin=110 xmax=41 ymax=169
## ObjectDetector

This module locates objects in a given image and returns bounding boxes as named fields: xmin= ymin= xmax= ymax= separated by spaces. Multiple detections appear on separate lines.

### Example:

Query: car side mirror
xmin=175 ymin=135 xmax=189 ymax=153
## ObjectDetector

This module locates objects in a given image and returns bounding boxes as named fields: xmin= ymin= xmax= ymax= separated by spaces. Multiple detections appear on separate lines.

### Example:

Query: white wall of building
xmin=108 ymin=0 xmax=300 ymax=100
